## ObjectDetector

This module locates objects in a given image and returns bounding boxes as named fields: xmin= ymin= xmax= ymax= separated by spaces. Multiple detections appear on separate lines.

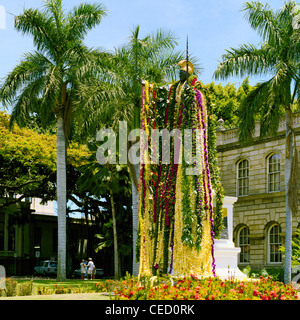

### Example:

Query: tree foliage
xmin=214 ymin=1 xmax=300 ymax=142
xmin=0 ymin=110 xmax=88 ymax=205
xmin=205 ymin=78 xmax=252 ymax=129
xmin=76 ymin=142 xmax=132 ymax=277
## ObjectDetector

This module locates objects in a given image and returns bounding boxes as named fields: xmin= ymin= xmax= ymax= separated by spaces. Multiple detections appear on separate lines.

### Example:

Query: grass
xmin=15 ymin=278 xmax=98 ymax=291
xmin=0 ymin=277 xmax=111 ymax=299
xmin=0 ymin=292 xmax=111 ymax=300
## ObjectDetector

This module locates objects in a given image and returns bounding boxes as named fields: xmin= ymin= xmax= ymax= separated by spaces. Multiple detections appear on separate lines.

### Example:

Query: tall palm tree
xmin=0 ymin=0 xmax=107 ymax=281
xmin=214 ymin=1 xmax=300 ymax=284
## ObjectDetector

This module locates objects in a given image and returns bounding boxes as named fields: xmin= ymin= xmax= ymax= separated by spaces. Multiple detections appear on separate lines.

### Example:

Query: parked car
xmin=33 ymin=260 xmax=57 ymax=276
xmin=73 ymin=267 xmax=104 ymax=278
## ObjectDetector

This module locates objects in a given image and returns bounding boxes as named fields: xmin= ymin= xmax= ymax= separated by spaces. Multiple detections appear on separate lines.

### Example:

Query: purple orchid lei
xmin=195 ymin=88 xmax=217 ymax=277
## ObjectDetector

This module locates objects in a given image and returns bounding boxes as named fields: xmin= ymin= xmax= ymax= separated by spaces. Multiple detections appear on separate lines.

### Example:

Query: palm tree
xmin=0 ymin=0 xmax=107 ymax=281
xmin=214 ymin=1 xmax=300 ymax=284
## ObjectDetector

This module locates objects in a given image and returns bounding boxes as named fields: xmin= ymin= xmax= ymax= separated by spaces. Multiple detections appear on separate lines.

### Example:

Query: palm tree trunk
xmin=56 ymin=116 xmax=67 ymax=281
xmin=132 ymin=163 xmax=139 ymax=276
xmin=284 ymin=105 xmax=293 ymax=284
xmin=109 ymin=185 xmax=120 ymax=279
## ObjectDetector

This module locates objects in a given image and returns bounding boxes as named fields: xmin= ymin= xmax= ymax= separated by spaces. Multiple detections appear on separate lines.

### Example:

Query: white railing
xmin=217 ymin=113 xmax=300 ymax=146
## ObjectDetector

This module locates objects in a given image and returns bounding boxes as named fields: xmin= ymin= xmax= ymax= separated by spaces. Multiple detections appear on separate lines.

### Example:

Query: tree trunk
xmin=109 ymin=184 xmax=120 ymax=279
xmin=56 ymin=116 xmax=67 ymax=281
xmin=132 ymin=163 xmax=139 ymax=276
xmin=84 ymin=207 xmax=90 ymax=257
xmin=284 ymin=105 xmax=293 ymax=284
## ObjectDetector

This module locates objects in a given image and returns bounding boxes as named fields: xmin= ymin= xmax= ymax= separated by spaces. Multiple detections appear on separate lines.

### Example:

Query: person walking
xmin=92 ymin=263 xmax=96 ymax=279
xmin=87 ymin=258 xmax=95 ymax=280
xmin=80 ymin=259 xmax=86 ymax=280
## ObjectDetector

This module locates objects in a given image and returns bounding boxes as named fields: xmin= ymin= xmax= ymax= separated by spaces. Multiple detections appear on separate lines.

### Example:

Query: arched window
xmin=237 ymin=159 xmax=249 ymax=196
xmin=238 ymin=226 xmax=250 ymax=264
xmin=268 ymin=224 xmax=282 ymax=263
xmin=268 ymin=153 xmax=280 ymax=192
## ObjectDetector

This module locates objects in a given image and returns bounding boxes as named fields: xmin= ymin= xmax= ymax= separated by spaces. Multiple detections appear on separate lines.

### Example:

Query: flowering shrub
xmin=0 ymin=279 xmax=33 ymax=297
xmin=18 ymin=281 xmax=33 ymax=296
xmin=94 ymin=279 xmax=119 ymax=293
xmin=114 ymin=275 xmax=298 ymax=300
xmin=3 ymin=279 xmax=18 ymax=297
xmin=37 ymin=284 xmax=93 ymax=295
xmin=54 ymin=285 xmax=71 ymax=294
xmin=37 ymin=287 xmax=53 ymax=295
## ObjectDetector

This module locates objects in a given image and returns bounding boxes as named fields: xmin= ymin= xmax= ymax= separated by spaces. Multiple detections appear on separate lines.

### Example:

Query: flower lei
xmin=137 ymin=78 xmax=223 ymax=278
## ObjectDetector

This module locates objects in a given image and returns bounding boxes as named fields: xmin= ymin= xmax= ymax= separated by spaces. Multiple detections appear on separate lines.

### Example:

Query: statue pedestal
xmin=213 ymin=196 xmax=247 ymax=280
xmin=214 ymin=239 xmax=247 ymax=280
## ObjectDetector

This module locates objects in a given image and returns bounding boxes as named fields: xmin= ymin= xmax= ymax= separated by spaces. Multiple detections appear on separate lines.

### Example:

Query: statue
xmin=178 ymin=59 xmax=193 ymax=82
xmin=137 ymin=47 xmax=223 ymax=278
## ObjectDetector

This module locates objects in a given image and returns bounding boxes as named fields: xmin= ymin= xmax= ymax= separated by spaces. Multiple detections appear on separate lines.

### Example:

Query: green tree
xmin=0 ymin=110 xmax=89 ymax=227
xmin=214 ymin=1 xmax=300 ymax=284
xmin=280 ymin=228 xmax=300 ymax=267
xmin=77 ymin=143 xmax=131 ymax=279
xmin=0 ymin=111 xmax=56 ymax=200
xmin=0 ymin=0 xmax=107 ymax=280
xmin=205 ymin=78 xmax=252 ymax=128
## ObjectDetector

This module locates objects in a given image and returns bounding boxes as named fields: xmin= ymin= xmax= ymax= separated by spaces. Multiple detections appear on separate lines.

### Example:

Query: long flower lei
xmin=137 ymin=77 xmax=223 ymax=278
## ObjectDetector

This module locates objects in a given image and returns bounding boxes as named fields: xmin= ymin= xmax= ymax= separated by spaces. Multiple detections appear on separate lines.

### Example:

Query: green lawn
xmin=1 ymin=277 xmax=113 ymax=299
xmin=15 ymin=278 xmax=98 ymax=290
xmin=0 ymin=292 xmax=111 ymax=300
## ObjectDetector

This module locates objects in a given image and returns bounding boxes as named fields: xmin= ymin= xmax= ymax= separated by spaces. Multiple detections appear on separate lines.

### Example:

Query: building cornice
xmin=216 ymin=112 xmax=300 ymax=152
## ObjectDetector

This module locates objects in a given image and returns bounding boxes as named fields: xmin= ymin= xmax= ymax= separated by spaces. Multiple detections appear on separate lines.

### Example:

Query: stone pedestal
xmin=214 ymin=196 xmax=247 ymax=280
xmin=214 ymin=239 xmax=247 ymax=279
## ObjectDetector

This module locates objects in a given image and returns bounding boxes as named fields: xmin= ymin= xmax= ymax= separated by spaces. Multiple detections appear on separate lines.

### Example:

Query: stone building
xmin=216 ymin=115 xmax=300 ymax=270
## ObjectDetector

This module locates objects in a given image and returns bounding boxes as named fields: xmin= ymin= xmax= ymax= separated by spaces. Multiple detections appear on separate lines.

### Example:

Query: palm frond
xmin=238 ymin=67 xmax=290 ymax=142
xmin=149 ymin=28 xmax=179 ymax=52
xmin=43 ymin=0 xmax=65 ymax=34
xmin=0 ymin=51 xmax=53 ymax=106
xmin=14 ymin=8 xmax=56 ymax=58
xmin=73 ymin=77 xmax=124 ymax=141
xmin=259 ymin=75 xmax=286 ymax=137
xmin=66 ymin=3 xmax=107 ymax=41
xmin=238 ymin=79 xmax=272 ymax=142
xmin=214 ymin=43 xmax=275 ymax=80
xmin=9 ymin=80 xmax=43 ymax=129
xmin=258 ymin=66 xmax=291 ymax=137
xmin=242 ymin=1 xmax=281 ymax=45
xmin=277 ymin=1 xmax=298 ymax=27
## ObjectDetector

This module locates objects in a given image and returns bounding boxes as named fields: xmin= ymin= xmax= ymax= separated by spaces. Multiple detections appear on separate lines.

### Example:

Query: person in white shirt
xmin=87 ymin=258 xmax=95 ymax=280
xmin=80 ymin=259 xmax=87 ymax=280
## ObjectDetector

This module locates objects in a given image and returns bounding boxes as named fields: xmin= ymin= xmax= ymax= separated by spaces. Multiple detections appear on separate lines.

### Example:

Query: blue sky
xmin=0 ymin=0 xmax=287 ymax=91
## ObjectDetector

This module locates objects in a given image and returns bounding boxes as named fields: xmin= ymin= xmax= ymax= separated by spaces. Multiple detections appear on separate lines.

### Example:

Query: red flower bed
xmin=113 ymin=275 xmax=298 ymax=300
